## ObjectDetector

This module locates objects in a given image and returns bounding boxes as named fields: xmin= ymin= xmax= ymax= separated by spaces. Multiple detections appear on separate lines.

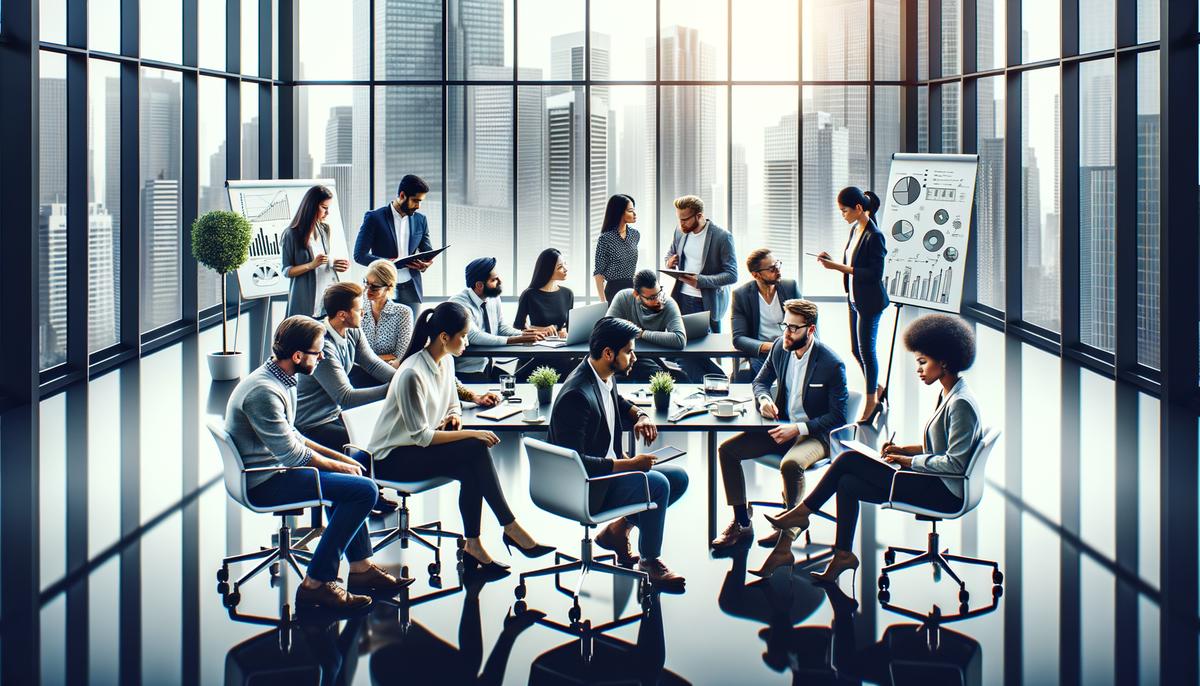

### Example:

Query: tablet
xmin=396 ymin=245 xmax=450 ymax=267
xmin=649 ymin=445 xmax=686 ymax=464
xmin=657 ymin=268 xmax=698 ymax=279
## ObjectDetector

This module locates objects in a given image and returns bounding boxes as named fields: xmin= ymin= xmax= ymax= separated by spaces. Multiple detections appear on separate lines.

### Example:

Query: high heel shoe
xmin=763 ymin=506 xmax=811 ymax=532
xmin=748 ymin=544 xmax=795 ymax=578
xmin=462 ymin=549 xmax=511 ymax=580
xmin=809 ymin=551 xmax=859 ymax=585
xmin=502 ymin=532 xmax=555 ymax=558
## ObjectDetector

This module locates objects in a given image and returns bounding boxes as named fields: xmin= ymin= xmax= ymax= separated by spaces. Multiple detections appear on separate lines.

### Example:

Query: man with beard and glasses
xmin=547 ymin=317 xmax=689 ymax=590
xmin=449 ymin=257 xmax=546 ymax=382
xmin=710 ymin=299 xmax=849 ymax=578
xmin=224 ymin=315 xmax=413 ymax=613
xmin=605 ymin=269 xmax=686 ymax=381
xmin=354 ymin=174 xmax=436 ymax=315
xmin=731 ymin=248 xmax=801 ymax=380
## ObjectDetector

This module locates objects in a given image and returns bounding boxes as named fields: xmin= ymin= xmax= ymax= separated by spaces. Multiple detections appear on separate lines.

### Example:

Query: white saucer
xmin=520 ymin=416 xmax=546 ymax=424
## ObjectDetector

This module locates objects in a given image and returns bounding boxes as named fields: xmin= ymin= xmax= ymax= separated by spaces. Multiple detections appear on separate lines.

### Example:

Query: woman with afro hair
xmin=764 ymin=314 xmax=983 ymax=585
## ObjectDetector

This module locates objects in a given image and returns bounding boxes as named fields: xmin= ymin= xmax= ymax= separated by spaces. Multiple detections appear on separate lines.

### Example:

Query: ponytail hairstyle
xmin=402 ymin=301 xmax=470 ymax=362
xmin=837 ymin=186 xmax=881 ymax=220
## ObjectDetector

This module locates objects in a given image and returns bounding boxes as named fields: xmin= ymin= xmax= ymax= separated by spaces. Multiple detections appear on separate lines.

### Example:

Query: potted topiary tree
xmin=192 ymin=210 xmax=253 ymax=380
xmin=649 ymin=370 xmax=674 ymax=411
xmin=527 ymin=365 xmax=560 ymax=405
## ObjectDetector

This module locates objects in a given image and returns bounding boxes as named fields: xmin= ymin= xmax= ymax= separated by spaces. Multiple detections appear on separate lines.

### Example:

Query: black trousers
xmin=802 ymin=451 xmax=961 ymax=551
xmin=604 ymin=277 xmax=634 ymax=303
xmin=394 ymin=280 xmax=421 ymax=317
xmin=375 ymin=439 xmax=515 ymax=538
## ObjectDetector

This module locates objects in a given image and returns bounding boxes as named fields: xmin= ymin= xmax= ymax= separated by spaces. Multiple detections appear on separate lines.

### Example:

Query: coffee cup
xmin=713 ymin=400 xmax=736 ymax=417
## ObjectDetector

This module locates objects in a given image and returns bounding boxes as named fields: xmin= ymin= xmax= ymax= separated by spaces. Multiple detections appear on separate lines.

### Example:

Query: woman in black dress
xmin=515 ymin=248 xmax=577 ymax=380
xmin=593 ymin=194 xmax=640 ymax=303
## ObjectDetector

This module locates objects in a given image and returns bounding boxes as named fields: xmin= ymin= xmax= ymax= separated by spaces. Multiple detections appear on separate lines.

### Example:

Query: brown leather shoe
xmin=638 ymin=558 xmax=685 ymax=589
xmin=595 ymin=518 xmax=639 ymax=567
xmin=710 ymin=520 xmax=753 ymax=549
xmin=346 ymin=562 xmax=414 ymax=595
xmin=296 ymin=581 xmax=373 ymax=612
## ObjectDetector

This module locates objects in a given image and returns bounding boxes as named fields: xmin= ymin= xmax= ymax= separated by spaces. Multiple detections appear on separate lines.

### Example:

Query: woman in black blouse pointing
xmin=593 ymin=194 xmax=640 ymax=303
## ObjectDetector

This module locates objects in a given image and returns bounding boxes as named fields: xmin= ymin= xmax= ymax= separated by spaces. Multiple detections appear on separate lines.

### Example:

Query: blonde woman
xmin=360 ymin=260 xmax=415 ymax=369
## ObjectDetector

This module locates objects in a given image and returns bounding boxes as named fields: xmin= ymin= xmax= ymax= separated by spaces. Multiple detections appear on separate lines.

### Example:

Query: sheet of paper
xmin=476 ymin=405 xmax=522 ymax=421
xmin=841 ymin=439 xmax=901 ymax=470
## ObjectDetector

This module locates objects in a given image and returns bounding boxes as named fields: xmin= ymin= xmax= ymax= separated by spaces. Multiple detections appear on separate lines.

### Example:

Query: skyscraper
xmin=1079 ymin=165 xmax=1116 ymax=351
xmin=808 ymin=0 xmax=871 ymax=182
xmin=322 ymin=105 xmax=356 ymax=232
xmin=141 ymin=178 xmax=181 ymax=331
xmin=1136 ymin=113 xmax=1160 ymax=367
xmin=655 ymin=26 xmax=717 ymax=220
xmin=38 ymin=204 xmax=68 ymax=368
xmin=731 ymin=143 xmax=748 ymax=248
xmin=802 ymin=111 xmax=850 ymax=267
xmin=762 ymin=115 xmax=798 ymax=269
xmin=976 ymin=136 xmax=1006 ymax=307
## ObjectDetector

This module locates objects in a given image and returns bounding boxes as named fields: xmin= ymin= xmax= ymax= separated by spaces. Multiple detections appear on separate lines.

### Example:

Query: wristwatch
xmin=633 ymin=408 xmax=650 ymax=422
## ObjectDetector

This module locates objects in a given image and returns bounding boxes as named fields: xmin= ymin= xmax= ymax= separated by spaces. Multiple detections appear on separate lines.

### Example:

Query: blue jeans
xmin=598 ymin=464 xmax=689 ymax=560
xmin=249 ymin=469 xmax=377 ymax=582
xmin=848 ymin=302 xmax=882 ymax=394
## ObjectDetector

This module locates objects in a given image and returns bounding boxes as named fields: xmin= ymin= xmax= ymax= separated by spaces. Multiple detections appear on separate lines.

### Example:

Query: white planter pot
xmin=207 ymin=351 xmax=246 ymax=381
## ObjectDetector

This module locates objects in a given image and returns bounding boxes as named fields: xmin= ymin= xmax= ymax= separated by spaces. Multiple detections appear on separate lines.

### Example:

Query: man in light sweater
xmin=448 ymin=256 xmax=545 ymax=382
xmin=296 ymin=282 xmax=397 ymax=452
xmin=224 ymin=315 xmax=411 ymax=613
xmin=605 ymin=269 xmax=686 ymax=382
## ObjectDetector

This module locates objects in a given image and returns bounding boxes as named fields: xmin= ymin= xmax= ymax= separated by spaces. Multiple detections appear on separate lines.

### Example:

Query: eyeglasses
xmin=637 ymin=288 xmax=664 ymax=302
xmin=753 ymin=261 xmax=782 ymax=274
xmin=301 ymin=348 xmax=323 ymax=357
xmin=363 ymin=280 xmax=387 ymax=292
xmin=783 ymin=322 xmax=812 ymax=334
xmin=678 ymin=212 xmax=699 ymax=226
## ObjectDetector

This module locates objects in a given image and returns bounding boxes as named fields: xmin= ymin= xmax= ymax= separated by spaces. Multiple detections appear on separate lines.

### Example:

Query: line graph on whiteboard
xmin=239 ymin=191 xmax=292 ymax=224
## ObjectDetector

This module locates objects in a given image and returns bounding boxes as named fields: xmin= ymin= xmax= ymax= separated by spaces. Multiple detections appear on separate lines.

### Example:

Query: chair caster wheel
xmin=216 ymin=567 xmax=229 ymax=582
xmin=992 ymin=569 xmax=1004 ymax=585
xmin=428 ymin=563 xmax=440 ymax=576
xmin=401 ymin=565 xmax=409 ymax=579
xmin=992 ymin=584 xmax=1004 ymax=599
xmin=269 ymin=575 xmax=280 ymax=588
xmin=429 ymin=575 xmax=442 ymax=588
xmin=933 ymin=566 xmax=942 ymax=582
xmin=958 ymin=587 xmax=969 ymax=603
xmin=269 ymin=562 xmax=279 ymax=576
xmin=568 ymin=604 xmax=581 ymax=623
xmin=878 ymin=590 xmax=890 ymax=603
xmin=959 ymin=602 xmax=969 ymax=615
xmin=877 ymin=574 xmax=889 ymax=591
xmin=223 ymin=591 xmax=241 ymax=608
xmin=456 ymin=563 xmax=465 ymax=575
xmin=515 ymin=584 xmax=527 ymax=600
xmin=217 ymin=582 xmax=229 ymax=595
xmin=456 ymin=548 xmax=464 ymax=560
xmin=514 ymin=600 xmax=528 ymax=614
xmin=883 ymin=550 xmax=895 ymax=565
xmin=457 ymin=538 xmax=466 ymax=549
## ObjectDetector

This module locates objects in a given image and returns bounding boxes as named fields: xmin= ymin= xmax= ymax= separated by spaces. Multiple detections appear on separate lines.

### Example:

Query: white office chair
xmin=515 ymin=437 xmax=654 ymax=626
xmin=341 ymin=406 xmax=465 ymax=584
xmin=877 ymin=427 xmax=1004 ymax=608
xmin=208 ymin=419 xmax=326 ymax=612
xmin=747 ymin=391 xmax=863 ymax=557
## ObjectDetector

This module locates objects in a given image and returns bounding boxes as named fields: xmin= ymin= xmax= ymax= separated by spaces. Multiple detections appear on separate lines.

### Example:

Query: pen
xmin=883 ymin=430 xmax=897 ymax=459
xmin=804 ymin=251 xmax=822 ymax=257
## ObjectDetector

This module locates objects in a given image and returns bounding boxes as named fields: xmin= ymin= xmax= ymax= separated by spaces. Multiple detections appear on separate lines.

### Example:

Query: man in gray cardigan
xmin=296 ymin=281 xmax=397 ymax=452
xmin=225 ymin=315 xmax=411 ymax=611
xmin=448 ymin=256 xmax=544 ymax=381
xmin=605 ymin=269 xmax=685 ymax=381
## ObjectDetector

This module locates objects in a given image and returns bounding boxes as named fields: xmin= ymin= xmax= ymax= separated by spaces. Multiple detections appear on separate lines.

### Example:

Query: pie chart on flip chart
xmin=934 ymin=208 xmax=950 ymax=225
xmin=891 ymin=220 xmax=915 ymax=242
xmin=923 ymin=229 xmax=946 ymax=252
xmin=892 ymin=176 xmax=922 ymax=205
xmin=943 ymin=247 xmax=959 ymax=262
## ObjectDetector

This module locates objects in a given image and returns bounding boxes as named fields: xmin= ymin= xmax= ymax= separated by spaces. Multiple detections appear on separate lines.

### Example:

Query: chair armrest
xmin=587 ymin=470 xmax=652 ymax=506
xmin=886 ymin=468 xmax=966 ymax=506
xmin=241 ymin=465 xmax=324 ymax=503
xmin=828 ymin=422 xmax=857 ymax=453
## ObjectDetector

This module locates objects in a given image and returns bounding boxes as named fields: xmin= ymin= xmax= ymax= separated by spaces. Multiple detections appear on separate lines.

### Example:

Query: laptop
xmin=536 ymin=302 xmax=609 ymax=347
xmin=682 ymin=311 xmax=711 ymax=341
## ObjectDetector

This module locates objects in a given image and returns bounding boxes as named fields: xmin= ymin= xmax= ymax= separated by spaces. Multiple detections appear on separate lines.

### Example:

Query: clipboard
xmin=648 ymin=445 xmax=686 ymax=464
xmin=842 ymin=439 xmax=900 ymax=470
xmin=657 ymin=268 xmax=698 ymax=279
xmin=396 ymin=245 xmax=450 ymax=267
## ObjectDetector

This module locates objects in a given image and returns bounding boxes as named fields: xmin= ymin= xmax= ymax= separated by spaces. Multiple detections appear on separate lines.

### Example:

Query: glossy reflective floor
xmin=26 ymin=305 xmax=1198 ymax=684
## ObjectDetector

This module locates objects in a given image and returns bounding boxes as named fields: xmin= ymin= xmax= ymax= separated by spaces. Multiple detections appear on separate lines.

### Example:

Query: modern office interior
xmin=1 ymin=0 xmax=1198 ymax=683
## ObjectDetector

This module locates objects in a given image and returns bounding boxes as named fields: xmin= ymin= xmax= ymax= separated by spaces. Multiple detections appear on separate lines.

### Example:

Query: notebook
xmin=476 ymin=405 xmax=523 ymax=421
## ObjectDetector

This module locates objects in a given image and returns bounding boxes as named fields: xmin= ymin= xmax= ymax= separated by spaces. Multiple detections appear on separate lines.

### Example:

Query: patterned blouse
xmin=593 ymin=227 xmax=641 ymax=281
xmin=360 ymin=299 xmax=415 ymax=359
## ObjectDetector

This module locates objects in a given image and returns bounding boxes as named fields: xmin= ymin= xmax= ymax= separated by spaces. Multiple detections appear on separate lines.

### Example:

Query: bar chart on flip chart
xmin=879 ymin=153 xmax=978 ymax=313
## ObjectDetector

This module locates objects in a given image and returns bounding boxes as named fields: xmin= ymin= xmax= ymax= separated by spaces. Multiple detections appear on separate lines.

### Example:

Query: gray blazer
xmin=281 ymin=223 xmax=337 ymax=318
xmin=730 ymin=279 xmax=800 ymax=358
xmin=664 ymin=220 xmax=737 ymax=331
xmin=912 ymin=378 xmax=982 ymax=499
xmin=751 ymin=338 xmax=849 ymax=450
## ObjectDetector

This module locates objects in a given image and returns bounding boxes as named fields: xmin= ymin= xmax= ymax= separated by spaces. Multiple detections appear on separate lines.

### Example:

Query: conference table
xmin=342 ymin=383 xmax=783 ymax=543
xmin=457 ymin=330 xmax=745 ymax=360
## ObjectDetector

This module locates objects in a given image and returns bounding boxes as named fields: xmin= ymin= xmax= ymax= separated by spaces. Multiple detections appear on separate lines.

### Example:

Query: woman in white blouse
xmin=360 ymin=260 xmax=415 ymax=368
xmin=367 ymin=301 xmax=553 ymax=577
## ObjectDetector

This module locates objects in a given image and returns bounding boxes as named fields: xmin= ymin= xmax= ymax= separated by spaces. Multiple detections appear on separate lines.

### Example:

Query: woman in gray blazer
xmin=765 ymin=314 xmax=982 ymax=585
xmin=281 ymin=185 xmax=350 ymax=317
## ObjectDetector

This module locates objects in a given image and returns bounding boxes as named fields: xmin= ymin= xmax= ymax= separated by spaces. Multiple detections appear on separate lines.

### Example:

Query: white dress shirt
xmin=588 ymin=360 xmax=619 ymax=461
xmin=369 ymin=349 xmax=461 ymax=455
xmin=679 ymin=224 xmax=706 ymax=298
xmin=390 ymin=203 xmax=413 ymax=284
xmin=757 ymin=290 xmax=785 ymax=339
xmin=308 ymin=236 xmax=336 ymax=316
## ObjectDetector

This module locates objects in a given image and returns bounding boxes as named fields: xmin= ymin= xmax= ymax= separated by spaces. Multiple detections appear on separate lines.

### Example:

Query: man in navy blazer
xmin=731 ymin=248 xmax=801 ymax=380
xmin=353 ymin=174 xmax=434 ymax=313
